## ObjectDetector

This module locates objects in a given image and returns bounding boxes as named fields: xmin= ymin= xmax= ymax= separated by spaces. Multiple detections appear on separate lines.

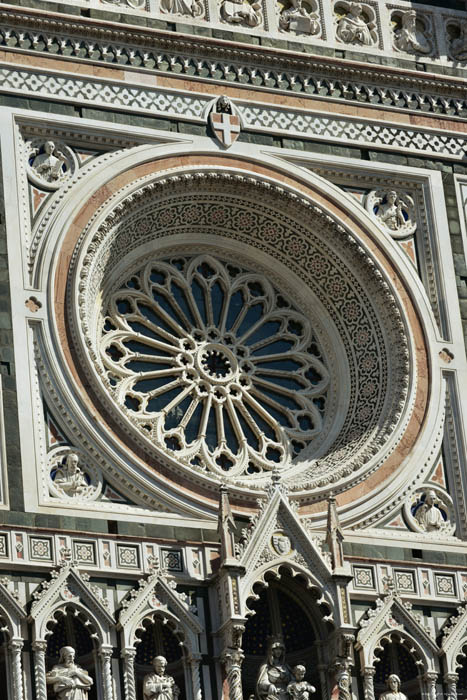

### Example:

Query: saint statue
xmin=287 ymin=665 xmax=316 ymax=700
xmin=414 ymin=490 xmax=445 ymax=532
xmin=256 ymin=638 xmax=293 ymax=700
xmin=375 ymin=191 xmax=406 ymax=232
xmin=220 ymin=0 xmax=261 ymax=27
xmin=336 ymin=3 xmax=374 ymax=46
xmin=53 ymin=453 xmax=91 ymax=497
xmin=279 ymin=0 xmax=320 ymax=35
xmin=379 ymin=674 xmax=408 ymax=700
xmin=46 ymin=646 xmax=93 ymax=700
xmin=31 ymin=141 xmax=67 ymax=183
xmin=143 ymin=655 xmax=180 ymax=700
xmin=159 ymin=0 xmax=203 ymax=17
xmin=451 ymin=22 xmax=467 ymax=62
xmin=394 ymin=11 xmax=432 ymax=55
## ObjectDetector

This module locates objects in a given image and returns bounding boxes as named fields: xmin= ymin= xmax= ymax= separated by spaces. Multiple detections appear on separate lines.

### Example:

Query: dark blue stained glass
xmin=171 ymin=281 xmax=197 ymax=327
xmin=223 ymin=408 xmax=240 ymax=454
xmin=147 ymin=386 xmax=183 ymax=413
xmin=210 ymin=280 xmax=225 ymax=327
xmin=165 ymin=396 xmax=192 ymax=430
xmin=128 ymin=321 xmax=166 ymax=342
xmin=256 ymin=384 xmax=302 ymax=412
xmin=236 ymin=303 xmax=264 ymax=339
xmin=127 ymin=362 xmax=173 ymax=375
xmin=205 ymin=406 xmax=218 ymax=451
xmin=191 ymin=278 xmax=208 ymax=326
xmin=244 ymin=320 xmax=282 ymax=346
xmin=184 ymin=401 xmax=204 ymax=444
xmin=152 ymin=290 xmax=187 ymax=331
xmin=256 ymin=373 xmax=305 ymax=391
xmin=133 ymin=376 xmax=173 ymax=394
xmin=137 ymin=303 xmax=174 ymax=335
xmin=255 ymin=358 xmax=302 ymax=372
xmin=225 ymin=290 xmax=244 ymax=331
xmin=243 ymin=402 xmax=277 ymax=441
xmin=235 ymin=408 xmax=260 ymax=451
xmin=251 ymin=339 xmax=294 ymax=356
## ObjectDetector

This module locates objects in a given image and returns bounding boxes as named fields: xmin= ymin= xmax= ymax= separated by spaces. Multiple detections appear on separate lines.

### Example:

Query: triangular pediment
xmin=441 ymin=602 xmax=467 ymax=672
xmin=237 ymin=483 xmax=333 ymax=585
xmin=356 ymin=590 xmax=438 ymax=670
xmin=29 ymin=562 xmax=114 ymax=640
xmin=118 ymin=564 xmax=202 ymax=649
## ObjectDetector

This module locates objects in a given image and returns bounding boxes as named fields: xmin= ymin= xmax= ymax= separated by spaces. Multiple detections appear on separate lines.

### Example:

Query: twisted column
xmin=188 ymin=654 xmax=203 ymax=700
xmin=362 ymin=668 xmax=375 ymax=700
xmin=9 ymin=638 xmax=24 ymax=700
xmin=121 ymin=648 xmax=137 ymax=700
xmin=99 ymin=645 xmax=114 ymax=700
xmin=444 ymin=673 xmax=458 ymax=700
xmin=32 ymin=640 xmax=48 ymax=700
xmin=221 ymin=647 xmax=244 ymax=700
xmin=424 ymin=672 xmax=438 ymax=700
xmin=336 ymin=661 xmax=352 ymax=700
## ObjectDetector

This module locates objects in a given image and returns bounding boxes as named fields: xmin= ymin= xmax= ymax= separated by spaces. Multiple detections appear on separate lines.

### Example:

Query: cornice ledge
xmin=2 ymin=4 xmax=467 ymax=98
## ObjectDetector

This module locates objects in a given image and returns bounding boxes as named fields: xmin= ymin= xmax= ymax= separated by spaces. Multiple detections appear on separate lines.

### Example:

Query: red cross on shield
xmin=209 ymin=111 xmax=241 ymax=148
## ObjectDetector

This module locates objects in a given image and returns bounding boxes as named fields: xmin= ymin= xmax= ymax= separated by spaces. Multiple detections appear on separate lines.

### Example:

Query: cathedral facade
xmin=1 ymin=0 xmax=467 ymax=698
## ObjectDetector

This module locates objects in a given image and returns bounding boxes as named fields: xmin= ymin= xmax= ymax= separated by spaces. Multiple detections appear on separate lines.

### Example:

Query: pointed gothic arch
xmin=117 ymin=565 xmax=204 ymax=700
xmin=356 ymin=591 xmax=440 ymax=700
xmin=28 ymin=562 xmax=116 ymax=700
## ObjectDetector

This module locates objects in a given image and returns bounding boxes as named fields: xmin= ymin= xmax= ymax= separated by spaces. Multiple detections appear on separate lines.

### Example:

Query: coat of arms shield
xmin=271 ymin=533 xmax=291 ymax=556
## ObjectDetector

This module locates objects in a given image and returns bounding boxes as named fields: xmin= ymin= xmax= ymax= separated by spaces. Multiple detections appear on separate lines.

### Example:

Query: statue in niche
xmin=414 ymin=490 xmax=446 ymax=532
xmin=256 ymin=637 xmax=293 ymax=700
xmin=46 ymin=646 xmax=93 ymax=700
xmin=287 ymin=665 xmax=316 ymax=700
xmin=379 ymin=675 xmax=408 ymax=700
xmin=279 ymin=0 xmax=320 ymax=35
xmin=336 ymin=3 xmax=375 ymax=46
xmin=31 ymin=140 xmax=67 ymax=183
xmin=160 ymin=0 xmax=203 ymax=18
xmin=451 ymin=21 xmax=467 ymax=62
xmin=52 ymin=452 xmax=91 ymax=498
xmin=143 ymin=656 xmax=180 ymax=700
xmin=393 ymin=10 xmax=432 ymax=55
xmin=220 ymin=0 xmax=262 ymax=27
xmin=374 ymin=191 xmax=406 ymax=232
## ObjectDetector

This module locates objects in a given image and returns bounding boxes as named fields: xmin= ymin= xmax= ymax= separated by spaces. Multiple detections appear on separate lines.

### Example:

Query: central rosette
xmin=100 ymin=254 xmax=329 ymax=478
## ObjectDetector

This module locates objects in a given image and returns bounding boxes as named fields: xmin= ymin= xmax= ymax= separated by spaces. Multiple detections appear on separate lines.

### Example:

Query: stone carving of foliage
xmin=26 ymin=138 xmax=77 ymax=191
xmin=278 ymin=0 xmax=320 ymax=35
xmin=403 ymin=486 xmax=455 ymax=537
xmin=48 ymin=446 xmax=103 ymax=502
xmin=365 ymin=190 xmax=416 ymax=239
xmin=220 ymin=0 xmax=262 ymax=27
xmin=335 ymin=2 xmax=378 ymax=47
xmin=392 ymin=10 xmax=433 ymax=56
xmin=100 ymin=254 xmax=329 ymax=479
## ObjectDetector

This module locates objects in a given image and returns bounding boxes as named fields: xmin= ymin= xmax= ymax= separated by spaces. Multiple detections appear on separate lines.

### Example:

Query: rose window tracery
xmin=100 ymin=255 xmax=329 ymax=477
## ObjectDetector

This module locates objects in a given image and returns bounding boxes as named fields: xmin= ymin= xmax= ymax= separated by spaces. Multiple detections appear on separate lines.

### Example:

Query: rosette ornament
xmin=100 ymin=255 xmax=329 ymax=478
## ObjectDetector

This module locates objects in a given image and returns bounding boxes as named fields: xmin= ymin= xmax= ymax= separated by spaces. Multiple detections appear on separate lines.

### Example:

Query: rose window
xmin=100 ymin=255 xmax=330 ymax=477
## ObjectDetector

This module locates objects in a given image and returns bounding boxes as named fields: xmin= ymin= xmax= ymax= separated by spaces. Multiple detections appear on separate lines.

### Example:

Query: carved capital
xmin=121 ymin=647 xmax=137 ymax=661
xmin=32 ymin=640 xmax=48 ymax=654
xmin=8 ymin=638 xmax=24 ymax=653
xmin=444 ymin=673 xmax=459 ymax=683
xmin=98 ymin=644 xmax=113 ymax=660
xmin=221 ymin=646 xmax=245 ymax=669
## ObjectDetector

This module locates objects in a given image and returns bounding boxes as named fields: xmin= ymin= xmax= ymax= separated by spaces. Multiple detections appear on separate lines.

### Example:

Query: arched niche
xmin=134 ymin=613 xmax=186 ymax=699
xmin=242 ymin=567 xmax=333 ymax=699
xmin=373 ymin=635 xmax=424 ymax=700
xmin=44 ymin=606 xmax=98 ymax=700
